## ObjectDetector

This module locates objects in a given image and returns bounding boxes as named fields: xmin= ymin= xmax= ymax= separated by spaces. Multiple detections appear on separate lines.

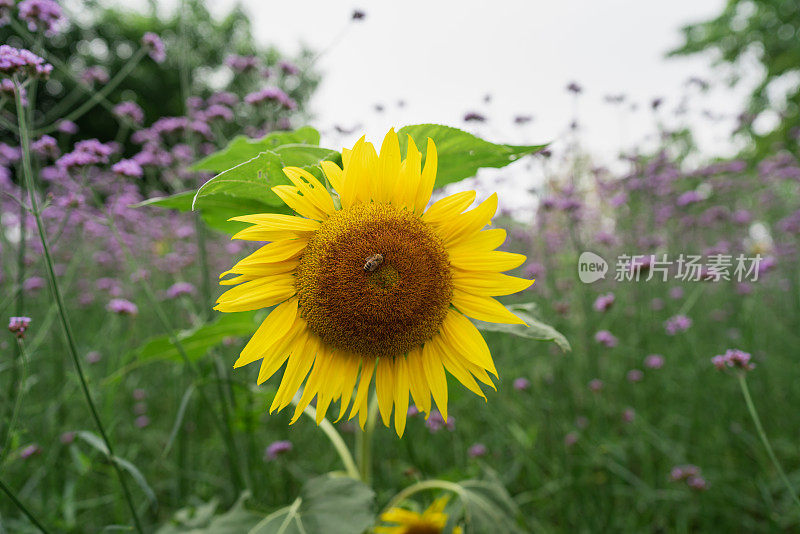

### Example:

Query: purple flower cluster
xmin=18 ymin=0 xmax=64 ymax=34
xmin=244 ymin=87 xmax=297 ymax=110
xmin=142 ymin=32 xmax=166 ymax=63
xmin=0 ymin=45 xmax=53 ymax=79
xmin=225 ymin=54 xmax=261 ymax=73
xmin=106 ymin=298 xmax=138 ymax=316
xmin=8 ymin=316 xmax=32 ymax=338
xmin=113 ymin=101 xmax=145 ymax=125
xmin=593 ymin=292 xmax=615 ymax=312
xmin=425 ymin=410 xmax=455 ymax=433
xmin=165 ymin=281 xmax=195 ymax=299
xmin=594 ymin=330 xmax=618 ymax=348
xmin=80 ymin=65 xmax=109 ymax=86
xmin=664 ymin=315 xmax=692 ymax=335
xmin=644 ymin=354 xmax=664 ymax=369
xmin=670 ymin=464 xmax=707 ymax=491
xmin=111 ymin=159 xmax=143 ymax=178
xmin=56 ymin=139 xmax=116 ymax=170
xmin=711 ymin=348 xmax=754 ymax=371
xmin=264 ymin=440 xmax=292 ymax=460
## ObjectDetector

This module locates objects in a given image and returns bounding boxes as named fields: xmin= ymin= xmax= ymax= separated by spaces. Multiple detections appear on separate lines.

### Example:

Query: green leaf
xmin=397 ymin=124 xmax=547 ymax=187
xmin=156 ymin=493 xmax=262 ymax=534
xmin=192 ymin=127 xmax=321 ymax=172
xmin=134 ymin=312 xmax=259 ymax=364
xmin=250 ymin=475 xmax=375 ymax=534
xmin=272 ymin=144 xmax=340 ymax=168
xmin=474 ymin=302 xmax=570 ymax=352
xmin=192 ymin=150 xmax=289 ymax=211
xmin=453 ymin=479 xmax=524 ymax=534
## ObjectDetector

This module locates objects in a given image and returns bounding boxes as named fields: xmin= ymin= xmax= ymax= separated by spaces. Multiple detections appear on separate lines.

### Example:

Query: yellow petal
xmin=221 ymin=258 xmax=299 ymax=278
xmin=270 ymin=332 xmax=316 ymax=412
xmin=350 ymin=360 xmax=375 ymax=429
xmin=335 ymin=352 xmax=360 ymax=422
xmin=393 ymin=356 xmax=410 ymax=437
xmin=449 ymin=228 xmax=507 ymax=253
xmin=256 ymin=318 xmax=305 ymax=384
xmin=282 ymin=167 xmax=336 ymax=216
xmin=406 ymin=347 xmax=431 ymax=415
xmin=440 ymin=309 xmax=497 ymax=376
xmin=421 ymin=341 xmax=448 ymax=421
xmin=376 ymin=128 xmax=401 ymax=203
xmin=214 ymin=276 xmax=295 ymax=312
xmin=435 ymin=336 xmax=486 ymax=399
xmin=321 ymin=160 xmax=347 ymax=205
xmin=453 ymin=271 xmax=534 ymax=296
xmin=450 ymin=249 xmax=526 ymax=272
xmin=414 ymin=138 xmax=437 ymax=214
xmin=229 ymin=239 xmax=308 ymax=267
xmin=451 ymin=289 xmax=527 ymax=325
xmin=235 ymin=299 xmax=298 ymax=368
xmin=437 ymin=193 xmax=498 ymax=245
xmin=272 ymin=185 xmax=329 ymax=220
xmin=375 ymin=357 xmax=395 ymax=428
xmin=422 ymin=190 xmax=476 ymax=224
xmin=393 ymin=135 xmax=421 ymax=209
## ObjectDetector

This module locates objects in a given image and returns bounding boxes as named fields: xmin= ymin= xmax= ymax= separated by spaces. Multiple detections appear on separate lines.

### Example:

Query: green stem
xmin=32 ymin=47 xmax=147 ymax=135
xmin=0 ymin=477 xmax=51 ymax=533
xmin=381 ymin=479 xmax=464 ymax=516
xmin=13 ymin=79 xmax=145 ymax=534
xmin=0 ymin=338 xmax=30 ymax=465
xmin=738 ymin=374 xmax=800 ymax=511
xmin=297 ymin=401 xmax=359 ymax=480
xmin=355 ymin=394 xmax=379 ymax=484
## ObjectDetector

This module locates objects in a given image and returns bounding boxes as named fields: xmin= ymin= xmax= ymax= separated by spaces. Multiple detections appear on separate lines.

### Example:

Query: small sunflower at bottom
xmin=374 ymin=495 xmax=462 ymax=534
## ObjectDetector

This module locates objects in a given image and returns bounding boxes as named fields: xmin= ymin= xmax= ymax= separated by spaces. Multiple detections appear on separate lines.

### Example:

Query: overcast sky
xmin=133 ymin=0 xmax=755 ymax=215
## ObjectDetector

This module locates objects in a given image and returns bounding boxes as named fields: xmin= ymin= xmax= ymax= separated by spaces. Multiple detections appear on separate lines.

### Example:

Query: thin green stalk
xmin=738 ymin=374 xmax=800 ymax=511
xmin=33 ymin=47 xmax=147 ymax=135
xmin=355 ymin=394 xmax=379 ymax=484
xmin=1 ymin=338 xmax=31 ymax=465
xmin=13 ymin=79 xmax=144 ymax=534
xmin=0 ymin=477 xmax=51 ymax=533
xmin=381 ymin=479 xmax=464 ymax=516
xmin=296 ymin=401 xmax=359 ymax=480
xmin=97 ymin=209 xmax=247 ymax=493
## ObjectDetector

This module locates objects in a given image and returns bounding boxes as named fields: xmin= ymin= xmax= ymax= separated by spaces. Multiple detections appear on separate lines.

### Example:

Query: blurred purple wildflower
xmin=244 ymin=87 xmax=297 ymax=110
xmin=166 ymin=282 xmax=196 ymax=299
xmin=265 ymin=440 xmax=292 ymax=460
xmin=0 ymin=45 xmax=53 ymax=78
xmin=593 ymin=292 xmax=615 ymax=312
xmin=468 ymin=443 xmax=488 ymax=458
xmin=594 ymin=330 xmax=618 ymax=348
xmin=644 ymin=354 xmax=664 ymax=369
xmin=107 ymin=298 xmax=138 ymax=316
xmin=513 ymin=377 xmax=530 ymax=391
xmin=8 ymin=316 xmax=31 ymax=338
xmin=142 ymin=32 xmax=166 ymax=63
xmin=112 ymin=159 xmax=143 ymax=178
xmin=664 ymin=315 xmax=692 ymax=335
xmin=113 ymin=101 xmax=145 ymax=125
xmin=711 ymin=348 xmax=754 ymax=372
xmin=18 ymin=0 xmax=63 ymax=34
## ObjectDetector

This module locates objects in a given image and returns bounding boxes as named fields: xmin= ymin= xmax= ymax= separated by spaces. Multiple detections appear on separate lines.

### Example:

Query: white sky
xmin=133 ymin=0 xmax=757 ymax=215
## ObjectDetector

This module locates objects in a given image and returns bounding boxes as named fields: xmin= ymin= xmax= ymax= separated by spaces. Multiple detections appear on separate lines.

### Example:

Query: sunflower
xmin=375 ymin=496 xmax=462 ymax=534
xmin=216 ymin=129 xmax=532 ymax=436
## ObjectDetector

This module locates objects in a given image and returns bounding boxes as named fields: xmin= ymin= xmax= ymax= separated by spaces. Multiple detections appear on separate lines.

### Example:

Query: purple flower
xmin=142 ymin=32 xmax=166 ymax=63
xmin=564 ymin=432 xmax=579 ymax=447
xmin=57 ymin=120 xmax=78 ymax=134
xmin=711 ymin=348 xmax=754 ymax=372
xmin=135 ymin=415 xmax=150 ymax=428
xmin=593 ymin=292 xmax=615 ymax=312
xmin=23 ymin=276 xmax=45 ymax=292
xmin=687 ymin=476 xmax=707 ymax=491
xmin=133 ymin=402 xmax=147 ymax=415
xmin=208 ymin=91 xmax=238 ymax=106
xmin=8 ymin=316 xmax=32 ymax=338
xmin=113 ymin=101 xmax=145 ymax=125
xmin=244 ymin=87 xmax=297 ymax=110
xmin=588 ymin=378 xmax=604 ymax=392
xmin=664 ymin=315 xmax=692 ymax=335
xmin=0 ymin=45 xmax=53 ymax=78
xmin=166 ymin=281 xmax=196 ymax=299
xmin=425 ymin=410 xmax=454 ymax=433
xmin=112 ymin=159 xmax=143 ymax=178
xmin=622 ymin=408 xmax=635 ymax=423
xmin=626 ymin=369 xmax=643 ymax=383
xmin=278 ymin=59 xmax=299 ymax=75
xmin=225 ymin=54 xmax=261 ymax=73
xmin=56 ymin=139 xmax=115 ymax=170
xmin=107 ymin=298 xmax=138 ymax=316
xmin=0 ymin=78 xmax=27 ymax=104
xmin=468 ymin=443 xmax=488 ymax=458
xmin=19 ymin=443 xmax=42 ymax=459
xmin=31 ymin=135 xmax=59 ymax=159
xmin=669 ymin=287 xmax=684 ymax=300
xmin=133 ymin=388 xmax=147 ymax=401
xmin=644 ymin=354 xmax=664 ymax=369
xmin=670 ymin=464 xmax=700 ymax=482
xmin=676 ymin=190 xmax=703 ymax=207
xmin=566 ymin=82 xmax=582 ymax=94
xmin=407 ymin=405 xmax=420 ymax=417
xmin=594 ymin=330 xmax=618 ymax=348
xmin=513 ymin=377 xmax=530 ymax=391
xmin=265 ymin=440 xmax=292 ymax=460
xmin=86 ymin=351 xmax=102 ymax=364
xmin=18 ymin=0 xmax=63 ymax=34
xmin=60 ymin=431 xmax=75 ymax=444
xmin=80 ymin=65 xmax=109 ymax=85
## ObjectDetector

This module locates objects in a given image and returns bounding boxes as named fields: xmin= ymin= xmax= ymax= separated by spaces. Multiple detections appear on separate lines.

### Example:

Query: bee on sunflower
xmin=216 ymin=129 xmax=533 ymax=436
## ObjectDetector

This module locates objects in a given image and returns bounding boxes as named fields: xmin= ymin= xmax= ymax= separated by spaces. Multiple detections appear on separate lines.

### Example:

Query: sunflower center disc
xmin=296 ymin=203 xmax=453 ymax=357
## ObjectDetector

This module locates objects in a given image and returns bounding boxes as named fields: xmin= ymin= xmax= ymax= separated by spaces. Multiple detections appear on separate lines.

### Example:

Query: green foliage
xmin=156 ymin=493 xmax=262 ymax=533
xmin=475 ymin=302 xmax=570 ymax=352
xmin=250 ymin=475 xmax=375 ymax=534
xmin=397 ymin=124 xmax=547 ymax=187
xmin=133 ymin=311 xmax=259 ymax=363
xmin=670 ymin=0 xmax=800 ymax=157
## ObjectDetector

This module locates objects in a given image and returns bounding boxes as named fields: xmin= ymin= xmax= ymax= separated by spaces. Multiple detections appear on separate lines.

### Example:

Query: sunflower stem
xmin=356 ymin=394 xmax=379 ymax=484
xmin=296 ymin=401 xmax=359 ymax=480
xmin=380 ymin=479 xmax=464 ymax=516
xmin=13 ymin=78 xmax=145 ymax=534
xmin=0 ymin=477 xmax=51 ymax=533
xmin=738 ymin=374 xmax=800 ymax=511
